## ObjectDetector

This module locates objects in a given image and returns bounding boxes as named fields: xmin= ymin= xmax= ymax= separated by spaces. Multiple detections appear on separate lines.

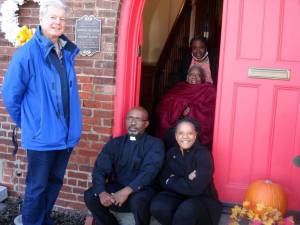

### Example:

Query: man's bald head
xmin=128 ymin=106 xmax=149 ymax=120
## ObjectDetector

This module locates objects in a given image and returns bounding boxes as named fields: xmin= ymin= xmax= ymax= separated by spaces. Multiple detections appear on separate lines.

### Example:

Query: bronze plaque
xmin=75 ymin=15 xmax=101 ymax=56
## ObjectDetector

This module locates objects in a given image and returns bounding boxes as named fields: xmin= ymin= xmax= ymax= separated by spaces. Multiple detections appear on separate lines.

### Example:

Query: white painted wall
xmin=142 ymin=0 xmax=185 ymax=64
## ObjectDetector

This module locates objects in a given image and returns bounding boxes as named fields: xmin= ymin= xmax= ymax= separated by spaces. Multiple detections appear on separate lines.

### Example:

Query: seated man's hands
xmin=99 ymin=191 xmax=115 ymax=207
xmin=112 ymin=186 xmax=133 ymax=207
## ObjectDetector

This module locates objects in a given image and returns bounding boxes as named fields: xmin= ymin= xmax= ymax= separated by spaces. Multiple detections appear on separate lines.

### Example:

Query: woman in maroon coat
xmin=156 ymin=65 xmax=216 ymax=146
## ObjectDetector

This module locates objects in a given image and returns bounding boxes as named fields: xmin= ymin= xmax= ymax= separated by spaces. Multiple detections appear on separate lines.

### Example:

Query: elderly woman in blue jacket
xmin=2 ymin=0 xmax=81 ymax=224
xmin=150 ymin=117 xmax=221 ymax=225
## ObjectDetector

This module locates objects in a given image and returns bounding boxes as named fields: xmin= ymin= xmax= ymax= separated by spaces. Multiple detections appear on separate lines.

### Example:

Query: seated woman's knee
xmin=175 ymin=201 xmax=199 ymax=220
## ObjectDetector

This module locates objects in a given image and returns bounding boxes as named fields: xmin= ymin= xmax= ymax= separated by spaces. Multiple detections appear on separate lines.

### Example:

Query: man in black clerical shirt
xmin=84 ymin=107 xmax=165 ymax=225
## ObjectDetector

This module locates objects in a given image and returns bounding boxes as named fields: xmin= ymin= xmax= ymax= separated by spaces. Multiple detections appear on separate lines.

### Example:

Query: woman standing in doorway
xmin=180 ymin=36 xmax=214 ymax=83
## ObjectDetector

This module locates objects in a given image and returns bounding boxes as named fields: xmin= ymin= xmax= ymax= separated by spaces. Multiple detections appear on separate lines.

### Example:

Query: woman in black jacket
xmin=150 ymin=117 xmax=221 ymax=225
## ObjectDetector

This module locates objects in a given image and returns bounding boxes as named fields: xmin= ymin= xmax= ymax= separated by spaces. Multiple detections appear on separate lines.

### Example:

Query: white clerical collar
xmin=129 ymin=136 xmax=136 ymax=141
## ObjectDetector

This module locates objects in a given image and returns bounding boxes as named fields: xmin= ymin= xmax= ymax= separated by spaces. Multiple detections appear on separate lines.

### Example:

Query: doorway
xmin=139 ymin=0 xmax=224 ymax=135
xmin=114 ymin=0 xmax=300 ymax=211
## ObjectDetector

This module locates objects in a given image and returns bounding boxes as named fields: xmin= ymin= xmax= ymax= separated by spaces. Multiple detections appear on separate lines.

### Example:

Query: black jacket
xmin=160 ymin=142 xmax=221 ymax=225
xmin=92 ymin=133 xmax=165 ymax=195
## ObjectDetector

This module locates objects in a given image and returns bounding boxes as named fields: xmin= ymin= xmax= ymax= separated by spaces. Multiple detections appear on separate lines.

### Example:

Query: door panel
xmin=214 ymin=0 xmax=300 ymax=210
xmin=281 ymin=1 xmax=300 ymax=61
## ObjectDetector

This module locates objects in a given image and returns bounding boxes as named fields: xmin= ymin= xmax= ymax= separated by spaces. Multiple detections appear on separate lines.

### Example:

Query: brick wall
xmin=0 ymin=0 xmax=121 ymax=212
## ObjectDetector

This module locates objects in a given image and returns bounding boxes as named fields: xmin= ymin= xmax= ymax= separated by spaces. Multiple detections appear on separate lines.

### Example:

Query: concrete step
xmin=85 ymin=212 xmax=230 ymax=225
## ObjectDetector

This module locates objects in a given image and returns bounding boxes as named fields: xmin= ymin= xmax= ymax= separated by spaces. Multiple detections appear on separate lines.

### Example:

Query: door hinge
xmin=138 ymin=45 xmax=142 ymax=57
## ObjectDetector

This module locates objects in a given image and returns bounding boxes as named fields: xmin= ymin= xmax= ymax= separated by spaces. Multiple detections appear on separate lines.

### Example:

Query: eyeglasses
xmin=126 ymin=116 xmax=148 ymax=123
xmin=47 ymin=16 xmax=66 ymax=23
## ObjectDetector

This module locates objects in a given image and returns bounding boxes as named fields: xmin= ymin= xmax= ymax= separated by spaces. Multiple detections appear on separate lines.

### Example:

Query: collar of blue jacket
xmin=34 ymin=26 xmax=79 ymax=61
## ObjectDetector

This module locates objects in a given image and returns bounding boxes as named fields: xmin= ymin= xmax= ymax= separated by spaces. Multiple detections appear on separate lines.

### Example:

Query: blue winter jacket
xmin=2 ymin=27 xmax=82 ymax=150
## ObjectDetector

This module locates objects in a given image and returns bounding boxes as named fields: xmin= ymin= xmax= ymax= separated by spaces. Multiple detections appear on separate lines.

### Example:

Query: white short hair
xmin=39 ymin=0 xmax=66 ymax=17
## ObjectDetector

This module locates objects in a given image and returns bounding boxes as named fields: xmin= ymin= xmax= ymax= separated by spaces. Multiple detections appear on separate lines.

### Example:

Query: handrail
xmin=156 ymin=0 xmax=188 ymax=64
xmin=154 ymin=0 xmax=192 ymax=101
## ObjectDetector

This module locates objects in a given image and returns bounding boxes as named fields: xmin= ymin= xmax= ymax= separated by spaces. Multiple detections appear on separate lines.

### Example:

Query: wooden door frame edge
xmin=113 ymin=0 xmax=145 ymax=137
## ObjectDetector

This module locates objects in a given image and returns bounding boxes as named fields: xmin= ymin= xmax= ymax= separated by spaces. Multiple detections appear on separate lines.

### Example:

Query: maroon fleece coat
xmin=156 ymin=82 xmax=216 ymax=144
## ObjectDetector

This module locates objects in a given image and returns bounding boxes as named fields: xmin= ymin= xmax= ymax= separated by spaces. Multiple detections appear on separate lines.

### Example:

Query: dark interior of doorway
xmin=140 ymin=0 xmax=224 ymax=136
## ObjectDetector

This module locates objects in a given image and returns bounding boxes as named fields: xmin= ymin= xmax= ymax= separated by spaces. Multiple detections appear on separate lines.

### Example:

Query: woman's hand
xmin=188 ymin=170 xmax=196 ymax=180
xmin=182 ymin=107 xmax=190 ymax=116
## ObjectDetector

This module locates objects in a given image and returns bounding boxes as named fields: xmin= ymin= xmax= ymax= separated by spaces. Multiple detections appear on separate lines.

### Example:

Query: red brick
xmin=82 ymin=125 xmax=92 ymax=132
xmin=61 ymin=185 xmax=72 ymax=193
xmin=19 ymin=8 xmax=32 ymax=17
xmin=72 ymin=187 xmax=85 ymax=194
xmin=67 ymin=163 xmax=79 ymax=170
xmin=77 ymin=76 xmax=93 ymax=83
xmin=81 ymin=68 xmax=103 ymax=75
xmin=78 ymin=180 xmax=88 ymax=188
xmin=79 ymin=165 xmax=94 ymax=173
xmin=82 ymin=84 xmax=93 ymax=91
xmin=83 ymin=100 xmax=101 ymax=108
xmin=67 ymin=202 xmax=86 ymax=211
xmin=78 ymin=150 xmax=98 ymax=158
xmin=67 ymin=179 xmax=77 ymax=186
xmin=81 ymin=134 xmax=99 ymax=141
xmin=22 ymin=1 xmax=39 ymax=8
xmin=95 ymin=94 xmax=115 ymax=101
xmin=94 ymin=110 xmax=113 ymax=118
xmin=81 ymin=109 xmax=93 ymax=117
xmin=68 ymin=171 xmax=89 ymax=180
xmin=79 ymin=92 xmax=93 ymax=99
xmin=77 ymin=195 xmax=85 ymax=203
xmin=99 ymin=135 xmax=111 ymax=142
xmin=19 ymin=17 xmax=39 ymax=26
xmin=93 ymin=126 xmax=112 ymax=134
xmin=70 ymin=155 xmax=91 ymax=165
xmin=56 ymin=199 xmax=69 ymax=207
xmin=84 ymin=2 xmax=96 ymax=8
xmin=59 ymin=192 xmax=77 ymax=200
xmin=94 ymin=85 xmax=115 ymax=94
xmin=75 ymin=59 xmax=94 ymax=67
xmin=102 ymin=118 xmax=112 ymax=127
xmin=77 ymin=140 xmax=91 ymax=149
xmin=82 ymin=117 xmax=102 ymax=125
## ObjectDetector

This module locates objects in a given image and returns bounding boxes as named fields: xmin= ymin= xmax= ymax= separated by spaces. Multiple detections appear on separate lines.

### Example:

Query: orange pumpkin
xmin=244 ymin=179 xmax=288 ymax=215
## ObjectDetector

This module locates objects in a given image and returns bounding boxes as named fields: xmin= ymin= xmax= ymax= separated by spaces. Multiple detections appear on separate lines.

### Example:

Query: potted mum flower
xmin=229 ymin=201 xmax=295 ymax=225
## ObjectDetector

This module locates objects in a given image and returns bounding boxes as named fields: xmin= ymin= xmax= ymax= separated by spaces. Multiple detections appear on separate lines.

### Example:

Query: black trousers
xmin=84 ymin=184 xmax=156 ymax=225
xmin=150 ymin=191 xmax=220 ymax=225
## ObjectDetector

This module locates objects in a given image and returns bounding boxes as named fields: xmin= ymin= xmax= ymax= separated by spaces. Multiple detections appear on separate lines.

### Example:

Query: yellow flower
xmin=228 ymin=222 xmax=239 ymax=225
xmin=255 ymin=203 xmax=266 ymax=214
xmin=247 ymin=209 xmax=256 ymax=220
xmin=229 ymin=203 xmax=294 ymax=225
xmin=15 ymin=25 xmax=35 ymax=47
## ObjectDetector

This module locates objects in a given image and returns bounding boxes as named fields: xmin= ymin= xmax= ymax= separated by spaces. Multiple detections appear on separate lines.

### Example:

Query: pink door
xmin=214 ymin=0 xmax=300 ymax=210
